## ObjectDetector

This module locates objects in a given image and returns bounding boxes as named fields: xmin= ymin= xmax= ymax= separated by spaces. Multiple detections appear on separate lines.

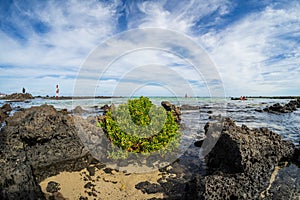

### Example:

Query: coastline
xmin=0 ymin=93 xmax=299 ymax=199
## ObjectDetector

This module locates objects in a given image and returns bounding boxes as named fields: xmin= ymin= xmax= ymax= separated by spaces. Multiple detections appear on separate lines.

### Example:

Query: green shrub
xmin=98 ymin=96 xmax=181 ymax=158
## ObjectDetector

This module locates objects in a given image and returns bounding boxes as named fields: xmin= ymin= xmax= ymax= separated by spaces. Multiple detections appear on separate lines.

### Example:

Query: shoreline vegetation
xmin=0 ymin=93 xmax=299 ymax=199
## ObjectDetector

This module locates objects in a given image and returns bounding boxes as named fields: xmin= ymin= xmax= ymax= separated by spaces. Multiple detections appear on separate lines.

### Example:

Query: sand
xmin=260 ymin=162 xmax=288 ymax=198
xmin=39 ymin=165 xmax=166 ymax=200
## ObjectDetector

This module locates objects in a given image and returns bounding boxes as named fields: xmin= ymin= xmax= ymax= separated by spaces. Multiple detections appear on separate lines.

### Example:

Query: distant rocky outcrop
xmin=0 ymin=104 xmax=97 ymax=199
xmin=262 ymin=98 xmax=300 ymax=113
xmin=1 ymin=93 xmax=34 ymax=101
xmin=185 ymin=118 xmax=296 ymax=199
xmin=180 ymin=104 xmax=200 ymax=110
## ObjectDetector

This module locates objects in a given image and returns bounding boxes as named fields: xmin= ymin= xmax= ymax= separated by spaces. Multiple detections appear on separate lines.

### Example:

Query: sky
xmin=0 ymin=0 xmax=299 ymax=97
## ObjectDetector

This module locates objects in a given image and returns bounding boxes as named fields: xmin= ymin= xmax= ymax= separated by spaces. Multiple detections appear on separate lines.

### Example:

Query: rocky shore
xmin=262 ymin=98 xmax=300 ymax=113
xmin=134 ymin=117 xmax=299 ymax=199
xmin=0 ymin=104 xmax=12 ymax=123
xmin=185 ymin=118 xmax=297 ymax=199
xmin=1 ymin=93 xmax=34 ymax=101
xmin=0 ymin=105 xmax=94 ymax=199
xmin=0 ymin=103 xmax=299 ymax=199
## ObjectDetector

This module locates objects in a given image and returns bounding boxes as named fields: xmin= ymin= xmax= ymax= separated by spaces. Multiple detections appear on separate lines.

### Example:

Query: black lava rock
xmin=135 ymin=181 xmax=164 ymax=194
xmin=46 ymin=181 xmax=60 ymax=193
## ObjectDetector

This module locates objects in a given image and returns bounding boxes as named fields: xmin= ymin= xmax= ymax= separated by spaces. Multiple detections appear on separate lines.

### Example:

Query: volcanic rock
xmin=205 ymin=118 xmax=294 ymax=174
xmin=0 ymin=104 xmax=97 ymax=199
xmin=263 ymin=98 xmax=300 ymax=113
xmin=185 ymin=117 xmax=296 ymax=199
xmin=46 ymin=181 xmax=60 ymax=193
xmin=1 ymin=93 xmax=34 ymax=101
xmin=161 ymin=101 xmax=181 ymax=124
xmin=0 ymin=103 xmax=12 ymax=123
xmin=72 ymin=106 xmax=88 ymax=114
xmin=100 ymin=104 xmax=111 ymax=114
xmin=181 ymin=104 xmax=200 ymax=110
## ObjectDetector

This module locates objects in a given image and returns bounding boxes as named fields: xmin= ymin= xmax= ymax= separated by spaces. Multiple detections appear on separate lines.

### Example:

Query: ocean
xmin=1 ymin=97 xmax=299 ymax=146
xmin=1 ymin=96 xmax=299 ymax=177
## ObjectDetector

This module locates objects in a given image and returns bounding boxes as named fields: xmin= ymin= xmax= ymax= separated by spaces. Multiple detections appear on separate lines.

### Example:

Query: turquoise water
xmin=0 ymin=97 xmax=299 ymax=146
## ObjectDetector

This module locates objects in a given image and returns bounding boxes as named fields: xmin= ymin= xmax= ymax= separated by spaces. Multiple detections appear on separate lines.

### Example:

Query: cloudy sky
xmin=0 ymin=0 xmax=299 ymax=97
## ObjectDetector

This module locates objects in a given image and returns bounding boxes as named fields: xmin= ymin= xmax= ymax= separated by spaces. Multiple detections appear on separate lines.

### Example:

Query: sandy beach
xmin=40 ymin=165 xmax=166 ymax=200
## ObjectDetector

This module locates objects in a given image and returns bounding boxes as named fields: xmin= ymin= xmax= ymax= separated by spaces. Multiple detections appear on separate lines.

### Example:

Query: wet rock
xmin=46 ymin=181 xmax=60 ymax=193
xmin=263 ymin=99 xmax=300 ymax=113
xmin=0 ymin=105 xmax=97 ymax=199
xmin=0 ymin=128 xmax=45 ymax=199
xmin=1 ymin=93 xmax=34 ymax=101
xmin=255 ymin=109 xmax=263 ymax=113
xmin=135 ymin=181 xmax=164 ymax=194
xmin=1 ymin=103 xmax=12 ymax=113
xmin=186 ymin=173 xmax=257 ymax=199
xmin=205 ymin=118 xmax=295 ymax=174
xmin=185 ymin=118 xmax=296 ymax=199
xmin=84 ymin=182 xmax=95 ymax=189
xmin=293 ymin=147 xmax=300 ymax=166
xmin=194 ymin=140 xmax=204 ymax=147
xmin=79 ymin=196 xmax=88 ymax=200
xmin=103 ymin=168 xmax=113 ymax=174
xmin=265 ymin=164 xmax=300 ymax=199
xmin=161 ymin=101 xmax=173 ymax=111
xmin=87 ymin=166 xmax=95 ymax=176
xmin=161 ymin=101 xmax=181 ymax=124
xmin=100 ymin=104 xmax=111 ymax=114
xmin=159 ymin=177 xmax=186 ymax=198
xmin=0 ymin=103 xmax=12 ymax=123
xmin=72 ymin=106 xmax=88 ymax=114
xmin=181 ymin=105 xmax=200 ymax=110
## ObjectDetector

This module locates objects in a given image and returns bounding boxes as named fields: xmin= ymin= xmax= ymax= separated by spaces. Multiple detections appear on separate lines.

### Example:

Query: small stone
xmin=103 ymin=168 xmax=113 ymax=174
xmin=46 ymin=181 xmax=60 ymax=193
xmin=79 ymin=196 xmax=88 ymax=200
xmin=135 ymin=181 xmax=164 ymax=194
xmin=87 ymin=166 xmax=95 ymax=176
xmin=84 ymin=182 xmax=95 ymax=189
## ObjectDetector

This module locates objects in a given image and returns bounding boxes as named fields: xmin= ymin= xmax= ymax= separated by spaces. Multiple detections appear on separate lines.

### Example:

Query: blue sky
xmin=0 ymin=0 xmax=299 ymax=96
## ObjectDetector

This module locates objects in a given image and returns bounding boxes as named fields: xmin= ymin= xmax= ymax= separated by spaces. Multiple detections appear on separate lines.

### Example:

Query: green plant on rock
xmin=98 ymin=96 xmax=181 ymax=159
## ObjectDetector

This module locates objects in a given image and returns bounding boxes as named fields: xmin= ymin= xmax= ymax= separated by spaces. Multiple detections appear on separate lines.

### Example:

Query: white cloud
xmin=0 ymin=0 xmax=120 ymax=67
xmin=200 ymin=2 xmax=300 ymax=96
xmin=0 ymin=0 xmax=121 ymax=95
xmin=126 ymin=0 xmax=231 ymax=34
xmin=73 ymin=28 xmax=224 ymax=97
xmin=1 ymin=0 xmax=299 ymax=96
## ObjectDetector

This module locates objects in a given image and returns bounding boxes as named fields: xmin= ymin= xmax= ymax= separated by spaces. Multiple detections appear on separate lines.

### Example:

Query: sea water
xmin=0 ymin=97 xmax=299 ymax=146
xmin=0 ymin=97 xmax=299 ymax=177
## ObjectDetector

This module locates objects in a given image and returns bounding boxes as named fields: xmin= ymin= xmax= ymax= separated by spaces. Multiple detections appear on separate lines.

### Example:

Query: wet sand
xmin=40 ymin=165 xmax=165 ymax=200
